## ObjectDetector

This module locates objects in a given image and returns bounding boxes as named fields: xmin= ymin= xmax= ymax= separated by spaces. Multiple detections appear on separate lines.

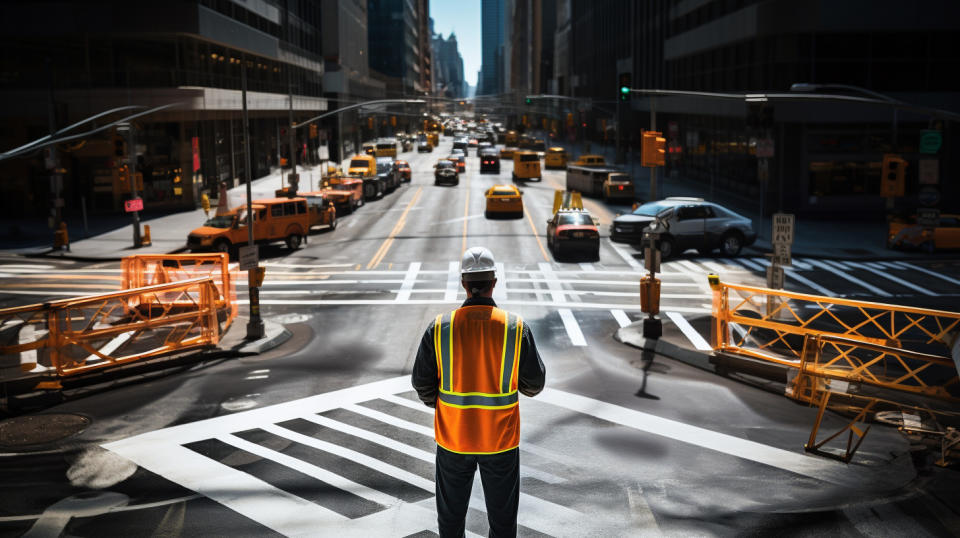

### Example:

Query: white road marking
xmin=790 ymin=259 xmax=813 ymax=270
xmin=83 ymin=331 xmax=134 ymax=363
xmin=19 ymin=323 xmax=48 ymax=371
xmin=395 ymin=262 xmax=421 ymax=302
xmin=677 ymin=259 xmax=707 ymax=275
xmin=261 ymin=262 xmax=355 ymax=268
xmin=611 ymin=309 xmax=633 ymax=328
xmin=664 ymin=311 xmax=712 ymax=350
xmin=241 ymin=298 xmax=712 ymax=314
xmin=732 ymin=258 xmax=765 ymax=272
xmin=784 ymin=268 xmax=837 ymax=297
xmin=894 ymin=261 xmax=960 ymax=287
xmin=444 ymin=261 xmax=460 ymax=302
xmin=536 ymin=388 xmax=850 ymax=485
xmin=700 ymin=260 xmax=729 ymax=273
xmin=494 ymin=262 xmax=507 ymax=302
xmin=244 ymin=375 xmax=269 ymax=380
xmin=558 ymin=308 xmax=587 ymax=346
xmin=841 ymin=261 xmax=936 ymax=296
xmin=608 ymin=240 xmax=646 ymax=273
xmin=537 ymin=262 xmax=565 ymax=303
xmin=810 ymin=259 xmax=892 ymax=296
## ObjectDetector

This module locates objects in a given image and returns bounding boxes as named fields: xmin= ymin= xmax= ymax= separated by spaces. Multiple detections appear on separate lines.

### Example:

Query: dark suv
xmin=434 ymin=160 xmax=459 ymax=186
xmin=375 ymin=157 xmax=399 ymax=192
xmin=479 ymin=148 xmax=500 ymax=173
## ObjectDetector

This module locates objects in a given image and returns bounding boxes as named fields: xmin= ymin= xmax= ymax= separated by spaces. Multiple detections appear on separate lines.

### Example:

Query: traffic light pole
xmin=287 ymin=69 xmax=298 ymax=192
xmin=649 ymin=96 xmax=657 ymax=201
xmin=127 ymin=125 xmax=142 ymax=248
xmin=242 ymin=54 xmax=264 ymax=340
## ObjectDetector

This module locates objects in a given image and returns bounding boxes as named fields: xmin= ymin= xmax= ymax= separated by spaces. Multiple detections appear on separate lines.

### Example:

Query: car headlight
xmin=200 ymin=236 xmax=214 ymax=245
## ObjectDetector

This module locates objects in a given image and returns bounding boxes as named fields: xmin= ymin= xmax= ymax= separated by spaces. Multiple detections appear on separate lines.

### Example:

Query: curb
xmin=28 ymin=244 xmax=189 ymax=263
xmin=231 ymin=319 xmax=293 ymax=355
xmin=613 ymin=321 xmax=716 ymax=372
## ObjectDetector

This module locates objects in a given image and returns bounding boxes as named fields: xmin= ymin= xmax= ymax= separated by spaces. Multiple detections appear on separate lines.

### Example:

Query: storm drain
xmin=0 ymin=413 xmax=90 ymax=448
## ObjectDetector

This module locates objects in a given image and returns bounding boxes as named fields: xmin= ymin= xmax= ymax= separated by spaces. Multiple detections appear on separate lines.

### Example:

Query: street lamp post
xmin=241 ymin=54 xmax=265 ymax=340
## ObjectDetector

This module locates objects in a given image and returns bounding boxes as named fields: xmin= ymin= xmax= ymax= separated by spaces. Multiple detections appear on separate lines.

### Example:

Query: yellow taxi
xmin=500 ymin=146 xmax=517 ymax=159
xmin=505 ymin=130 xmax=518 ymax=146
xmin=512 ymin=150 xmax=541 ymax=182
xmin=544 ymin=147 xmax=567 ymax=169
xmin=484 ymin=184 xmax=524 ymax=219
xmin=888 ymin=214 xmax=960 ymax=252
xmin=571 ymin=154 xmax=606 ymax=167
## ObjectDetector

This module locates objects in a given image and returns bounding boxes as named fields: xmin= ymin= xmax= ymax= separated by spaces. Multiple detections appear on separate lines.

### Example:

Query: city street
xmin=1 ymin=139 xmax=959 ymax=537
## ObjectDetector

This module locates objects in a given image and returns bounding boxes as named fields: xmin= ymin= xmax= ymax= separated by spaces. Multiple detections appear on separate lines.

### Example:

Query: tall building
xmin=479 ymin=0 xmax=507 ymax=95
xmin=0 ymin=0 xmax=329 ymax=218
xmin=545 ymin=0 xmax=959 ymax=217
xmin=508 ymin=0 xmax=554 ymax=96
xmin=416 ymin=0 xmax=433 ymax=95
xmin=432 ymin=31 xmax=466 ymax=99
xmin=368 ymin=0 xmax=426 ymax=96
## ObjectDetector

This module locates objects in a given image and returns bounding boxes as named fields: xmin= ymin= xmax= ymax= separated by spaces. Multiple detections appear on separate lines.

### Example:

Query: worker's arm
xmin=518 ymin=324 xmax=546 ymax=397
xmin=411 ymin=325 xmax=439 ymax=407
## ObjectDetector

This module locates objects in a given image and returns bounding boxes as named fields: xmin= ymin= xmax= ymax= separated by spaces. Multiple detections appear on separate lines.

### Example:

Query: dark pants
xmin=435 ymin=445 xmax=520 ymax=538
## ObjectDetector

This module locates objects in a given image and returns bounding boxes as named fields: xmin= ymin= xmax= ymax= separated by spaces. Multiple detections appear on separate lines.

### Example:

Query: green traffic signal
xmin=620 ymin=86 xmax=629 ymax=94
xmin=525 ymin=98 xmax=532 ymax=105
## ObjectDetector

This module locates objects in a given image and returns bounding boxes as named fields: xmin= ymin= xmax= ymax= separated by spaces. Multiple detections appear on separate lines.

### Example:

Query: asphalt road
xmin=1 ymin=139 xmax=960 ymax=537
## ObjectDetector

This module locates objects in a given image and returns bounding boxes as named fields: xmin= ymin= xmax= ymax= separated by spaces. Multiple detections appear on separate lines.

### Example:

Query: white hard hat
xmin=461 ymin=246 xmax=496 ymax=281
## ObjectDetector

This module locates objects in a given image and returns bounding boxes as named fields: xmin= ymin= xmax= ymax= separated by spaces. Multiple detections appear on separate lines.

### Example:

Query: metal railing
xmin=121 ymin=253 xmax=238 ymax=330
xmin=1 ymin=278 xmax=222 ymax=379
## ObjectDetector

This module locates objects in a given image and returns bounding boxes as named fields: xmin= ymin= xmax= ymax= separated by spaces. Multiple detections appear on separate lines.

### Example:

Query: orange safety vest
xmin=433 ymin=305 xmax=524 ymax=454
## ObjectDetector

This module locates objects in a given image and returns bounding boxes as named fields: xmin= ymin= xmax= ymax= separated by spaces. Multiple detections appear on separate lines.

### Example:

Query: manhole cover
xmin=0 ymin=413 xmax=90 ymax=447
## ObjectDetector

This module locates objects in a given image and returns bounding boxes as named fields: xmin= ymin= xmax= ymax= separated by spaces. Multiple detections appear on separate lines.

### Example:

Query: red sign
xmin=192 ymin=136 xmax=200 ymax=172
xmin=124 ymin=198 xmax=143 ymax=212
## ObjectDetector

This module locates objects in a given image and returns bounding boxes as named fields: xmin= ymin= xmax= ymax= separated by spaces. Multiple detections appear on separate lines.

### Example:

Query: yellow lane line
xmin=367 ymin=186 xmax=423 ymax=269
xmin=523 ymin=204 xmax=551 ymax=262
xmin=461 ymin=173 xmax=471 ymax=255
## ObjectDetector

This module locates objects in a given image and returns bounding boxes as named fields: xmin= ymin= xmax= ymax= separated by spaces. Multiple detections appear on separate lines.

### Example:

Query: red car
xmin=395 ymin=160 xmax=412 ymax=182
xmin=546 ymin=209 xmax=600 ymax=260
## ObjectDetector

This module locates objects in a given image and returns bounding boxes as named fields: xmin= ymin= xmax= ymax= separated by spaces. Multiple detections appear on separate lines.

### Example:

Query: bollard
xmin=141 ymin=225 xmax=152 ymax=246
xmin=53 ymin=221 xmax=69 ymax=251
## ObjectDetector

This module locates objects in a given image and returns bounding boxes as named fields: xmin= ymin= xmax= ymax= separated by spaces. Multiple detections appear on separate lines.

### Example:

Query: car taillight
xmin=557 ymin=230 xmax=570 ymax=238
xmin=618 ymin=185 xmax=624 ymax=191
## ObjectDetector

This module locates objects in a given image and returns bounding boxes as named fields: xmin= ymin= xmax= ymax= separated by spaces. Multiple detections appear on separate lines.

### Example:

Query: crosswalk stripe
xmin=536 ymin=388 xmax=851 ymax=485
xmin=842 ymin=261 xmax=936 ymax=296
xmin=243 ymin=298 xmax=712 ymax=313
xmin=894 ymin=261 xmax=960 ymax=287
xmin=664 ymin=312 xmax=712 ymax=350
xmin=784 ymin=268 xmax=836 ymax=297
xmin=444 ymin=261 xmax=460 ymax=301
xmin=218 ymin=433 xmax=400 ymax=508
xmin=558 ymin=308 xmax=587 ymax=346
xmin=494 ymin=262 xmax=507 ymax=302
xmin=733 ymin=257 xmax=765 ymax=272
xmin=608 ymin=240 xmax=646 ymax=273
xmin=538 ymin=262 xmax=566 ymax=303
xmin=345 ymin=404 xmax=435 ymax=438
xmin=303 ymin=414 xmax=435 ymax=463
xmin=804 ymin=259 xmax=892 ymax=297
xmin=611 ymin=309 xmax=632 ymax=328
xmin=700 ymin=260 xmax=730 ymax=273
xmin=579 ymin=262 xmax=595 ymax=272
xmin=395 ymin=262 xmax=421 ymax=302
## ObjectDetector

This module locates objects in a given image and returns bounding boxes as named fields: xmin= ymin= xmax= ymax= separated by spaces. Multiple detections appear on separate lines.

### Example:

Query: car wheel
xmin=435 ymin=179 xmax=440 ymax=186
xmin=720 ymin=231 xmax=743 ymax=256
xmin=511 ymin=172 xmax=517 ymax=182
xmin=659 ymin=236 xmax=676 ymax=260
xmin=356 ymin=197 xmax=364 ymax=209
xmin=214 ymin=239 xmax=231 ymax=254
xmin=286 ymin=234 xmax=302 ymax=250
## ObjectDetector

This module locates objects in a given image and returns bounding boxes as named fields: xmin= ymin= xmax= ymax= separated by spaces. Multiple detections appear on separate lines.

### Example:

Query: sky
xmin=430 ymin=1 xmax=482 ymax=88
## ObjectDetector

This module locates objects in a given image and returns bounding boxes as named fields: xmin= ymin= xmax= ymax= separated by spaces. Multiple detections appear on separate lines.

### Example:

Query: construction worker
xmin=412 ymin=246 xmax=546 ymax=537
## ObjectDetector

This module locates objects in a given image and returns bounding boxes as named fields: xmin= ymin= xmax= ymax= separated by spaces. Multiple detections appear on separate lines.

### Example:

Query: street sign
xmin=772 ymin=213 xmax=794 ymax=245
xmin=238 ymin=245 xmax=259 ymax=271
xmin=918 ymin=158 xmax=939 ymax=185
xmin=917 ymin=208 xmax=940 ymax=228
xmin=756 ymin=138 xmax=775 ymax=158
xmin=773 ymin=243 xmax=792 ymax=266
xmin=766 ymin=264 xmax=784 ymax=289
xmin=318 ymin=144 xmax=329 ymax=161
xmin=919 ymin=130 xmax=942 ymax=154
xmin=918 ymin=186 xmax=941 ymax=207
xmin=124 ymin=198 xmax=143 ymax=212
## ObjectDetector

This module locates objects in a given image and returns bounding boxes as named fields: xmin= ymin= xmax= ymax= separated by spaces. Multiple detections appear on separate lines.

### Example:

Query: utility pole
xmin=287 ymin=69 xmax=298 ymax=192
xmin=649 ymin=96 xmax=657 ymax=201
xmin=45 ymin=57 xmax=64 ymax=237
xmin=125 ymin=124 xmax=142 ymax=247
xmin=242 ymin=54 xmax=265 ymax=340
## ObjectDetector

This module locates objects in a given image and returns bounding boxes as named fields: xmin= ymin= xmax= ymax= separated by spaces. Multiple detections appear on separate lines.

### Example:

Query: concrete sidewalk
xmin=546 ymin=137 xmax=945 ymax=261
xmin=3 ymin=163 xmax=331 ymax=262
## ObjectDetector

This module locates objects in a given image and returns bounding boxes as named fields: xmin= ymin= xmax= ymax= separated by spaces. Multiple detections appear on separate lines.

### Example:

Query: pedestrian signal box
xmin=880 ymin=154 xmax=907 ymax=198
xmin=641 ymin=131 xmax=666 ymax=167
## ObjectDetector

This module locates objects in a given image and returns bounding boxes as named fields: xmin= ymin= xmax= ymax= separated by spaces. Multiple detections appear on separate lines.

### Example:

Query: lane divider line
xmin=367 ymin=187 xmax=423 ymax=269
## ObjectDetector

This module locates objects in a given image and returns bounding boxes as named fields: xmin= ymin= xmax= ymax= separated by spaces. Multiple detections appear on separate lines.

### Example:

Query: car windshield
xmin=632 ymin=201 xmax=678 ymax=217
xmin=559 ymin=213 xmax=594 ymax=226
xmin=349 ymin=159 xmax=368 ymax=168
xmin=437 ymin=161 xmax=455 ymax=168
xmin=520 ymin=154 xmax=539 ymax=162
xmin=203 ymin=215 xmax=234 ymax=228
xmin=492 ymin=188 xmax=515 ymax=196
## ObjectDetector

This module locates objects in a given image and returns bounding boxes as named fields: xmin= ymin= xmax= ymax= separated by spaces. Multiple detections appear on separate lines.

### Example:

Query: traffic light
xmin=113 ymin=130 xmax=126 ymax=157
xmin=618 ymin=73 xmax=631 ymax=102
xmin=309 ymin=124 xmax=318 ymax=139
xmin=525 ymin=97 xmax=532 ymax=105
xmin=566 ymin=113 xmax=574 ymax=127
xmin=367 ymin=117 xmax=374 ymax=129
xmin=390 ymin=115 xmax=397 ymax=127
xmin=880 ymin=154 xmax=907 ymax=198
xmin=642 ymin=130 xmax=666 ymax=167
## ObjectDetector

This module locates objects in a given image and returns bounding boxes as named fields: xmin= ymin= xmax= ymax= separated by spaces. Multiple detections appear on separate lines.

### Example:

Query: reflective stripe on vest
xmin=433 ymin=307 xmax=524 ymax=454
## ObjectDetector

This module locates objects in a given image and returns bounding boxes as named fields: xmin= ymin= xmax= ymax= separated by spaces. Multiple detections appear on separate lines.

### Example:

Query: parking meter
xmin=641 ymin=221 xmax=664 ymax=339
